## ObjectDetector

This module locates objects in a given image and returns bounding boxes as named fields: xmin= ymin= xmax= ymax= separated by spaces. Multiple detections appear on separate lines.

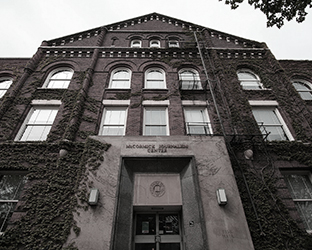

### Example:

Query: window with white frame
xmin=144 ymin=107 xmax=169 ymax=136
xmin=109 ymin=68 xmax=131 ymax=89
xmin=237 ymin=69 xmax=263 ymax=90
xmin=184 ymin=107 xmax=212 ymax=135
xmin=292 ymin=80 xmax=312 ymax=100
xmin=0 ymin=77 xmax=13 ymax=98
xmin=251 ymin=103 xmax=293 ymax=141
xmin=99 ymin=107 xmax=128 ymax=136
xmin=0 ymin=173 xmax=27 ymax=233
xmin=145 ymin=68 xmax=166 ymax=89
xmin=43 ymin=68 xmax=73 ymax=89
xmin=131 ymin=40 xmax=142 ymax=48
xmin=168 ymin=40 xmax=179 ymax=48
xmin=179 ymin=69 xmax=202 ymax=90
xmin=283 ymin=172 xmax=312 ymax=232
xmin=16 ymin=106 xmax=59 ymax=141
xmin=149 ymin=40 xmax=161 ymax=48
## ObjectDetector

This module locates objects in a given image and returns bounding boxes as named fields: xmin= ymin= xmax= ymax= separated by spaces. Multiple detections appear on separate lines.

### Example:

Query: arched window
xmin=237 ymin=69 xmax=263 ymax=90
xmin=145 ymin=68 xmax=166 ymax=89
xmin=292 ymin=79 xmax=312 ymax=100
xmin=131 ymin=40 xmax=142 ymax=48
xmin=0 ymin=77 xmax=13 ymax=98
xmin=179 ymin=69 xmax=202 ymax=90
xmin=168 ymin=40 xmax=179 ymax=48
xmin=44 ymin=68 xmax=74 ymax=88
xmin=150 ymin=40 xmax=161 ymax=48
xmin=109 ymin=68 xmax=131 ymax=89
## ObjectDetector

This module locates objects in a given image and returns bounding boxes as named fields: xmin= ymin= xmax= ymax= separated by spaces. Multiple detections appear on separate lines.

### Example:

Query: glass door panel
xmin=134 ymin=213 xmax=182 ymax=250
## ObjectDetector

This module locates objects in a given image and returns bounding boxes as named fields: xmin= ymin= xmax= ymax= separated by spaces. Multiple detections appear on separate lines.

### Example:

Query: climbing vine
xmin=0 ymin=138 xmax=110 ymax=250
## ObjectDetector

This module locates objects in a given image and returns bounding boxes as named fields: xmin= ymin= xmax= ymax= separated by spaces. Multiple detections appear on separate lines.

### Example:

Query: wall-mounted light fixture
xmin=244 ymin=149 xmax=253 ymax=160
xmin=216 ymin=188 xmax=227 ymax=206
xmin=88 ymin=188 xmax=99 ymax=205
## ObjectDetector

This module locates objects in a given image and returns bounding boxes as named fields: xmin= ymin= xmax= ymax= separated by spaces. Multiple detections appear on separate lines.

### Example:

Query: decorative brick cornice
xmin=40 ymin=46 xmax=267 ymax=60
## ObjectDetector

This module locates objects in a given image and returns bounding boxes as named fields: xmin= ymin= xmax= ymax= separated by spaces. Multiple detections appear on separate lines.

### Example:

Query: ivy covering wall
xmin=230 ymin=141 xmax=312 ymax=250
xmin=0 ymin=138 xmax=110 ymax=250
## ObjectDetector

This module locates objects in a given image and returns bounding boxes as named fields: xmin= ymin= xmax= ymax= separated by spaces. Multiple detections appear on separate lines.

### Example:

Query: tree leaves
xmin=220 ymin=0 xmax=312 ymax=27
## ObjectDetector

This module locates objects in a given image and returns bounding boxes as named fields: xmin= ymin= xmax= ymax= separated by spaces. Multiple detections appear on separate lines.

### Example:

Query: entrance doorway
xmin=134 ymin=212 xmax=182 ymax=250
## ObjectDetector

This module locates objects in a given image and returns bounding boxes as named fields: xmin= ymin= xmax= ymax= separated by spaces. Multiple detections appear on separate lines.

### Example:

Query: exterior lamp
xmin=88 ymin=188 xmax=99 ymax=205
xmin=216 ymin=188 xmax=227 ymax=206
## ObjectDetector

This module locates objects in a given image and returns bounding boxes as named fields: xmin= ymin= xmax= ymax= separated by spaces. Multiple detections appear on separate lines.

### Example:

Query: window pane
xmin=29 ymin=109 xmax=58 ymax=124
xmin=0 ymin=175 xmax=26 ymax=200
xmin=0 ymin=202 xmax=16 ymax=232
xmin=150 ymin=40 xmax=160 ymax=47
xmin=48 ymin=80 xmax=70 ymax=88
xmin=184 ymin=108 xmax=211 ymax=135
xmin=21 ymin=125 xmax=52 ymax=141
xmin=0 ymin=78 xmax=12 ymax=98
xmin=146 ymin=70 xmax=165 ymax=89
xmin=102 ymin=126 xmax=125 ymax=136
xmin=0 ymin=90 xmax=6 ymax=98
xmin=147 ymin=70 xmax=163 ymax=80
xmin=293 ymin=82 xmax=312 ymax=100
xmin=145 ymin=109 xmax=166 ymax=125
xmin=145 ymin=126 xmax=167 ymax=136
xmin=296 ymin=202 xmax=312 ymax=230
xmin=285 ymin=175 xmax=312 ymax=199
xmin=159 ymin=214 xmax=179 ymax=235
xmin=51 ymin=70 xmax=73 ymax=80
xmin=104 ymin=110 xmax=126 ymax=125
xmin=0 ymin=174 xmax=26 ymax=232
xmin=111 ymin=70 xmax=130 ymax=88
xmin=293 ymin=82 xmax=311 ymax=91
xmin=264 ymin=126 xmax=287 ymax=141
xmin=180 ymin=70 xmax=201 ymax=90
xmin=46 ymin=69 xmax=73 ymax=88
xmin=238 ymin=72 xmax=257 ymax=80
xmin=113 ymin=70 xmax=129 ymax=80
xmin=146 ymin=80 xmax=165 ymax=89
xmin=101 ymin=108 xmax=126 ymax=136
xmin=184 ymin=109 xmax=206 ymax=122
xmin=299 ymin=92 xmax=312 ymax=100
xmin=0 ymin=79 xmax=12 ymax=88
xmin=111 ymin=80 xmax=130 ymax=88
xmin=238 ymin=71 xmax=261 ymax=89
xmin=169 ymin=41 xmax=179 ymax=47
xmin=241 ymin=83 xmax=261 ymax=90
xmin=131 ymin=40 xmax=141 ymax=47
xmin=252 ymin=108 xmax=281 ymax=125
xmin=136 ymin=214 xmax=156 ymax=235
xmin=180 ymin=71 xmax=199 ymax=81
xmin=252 ymin=107 xmax=288 ymax=141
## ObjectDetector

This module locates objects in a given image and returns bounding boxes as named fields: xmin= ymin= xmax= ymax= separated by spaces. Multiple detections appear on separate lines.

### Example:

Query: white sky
xmin=1 ymin=0 xmax=311 ymax=60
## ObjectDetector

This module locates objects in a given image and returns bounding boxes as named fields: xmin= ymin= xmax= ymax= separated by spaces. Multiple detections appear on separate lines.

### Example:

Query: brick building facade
xmin=0 ymin=13 xmax=312 ymax=250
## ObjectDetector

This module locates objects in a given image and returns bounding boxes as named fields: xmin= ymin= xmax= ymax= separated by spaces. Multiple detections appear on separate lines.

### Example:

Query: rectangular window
xmin=184 ymin=107 xmax=212 ymax=135
xmin=100 ymin=107 xmax=127 ymax=136
xmin=0 ymin=173 xmax=27 ymax=233
xmin=144 ymin=107 xmax=168 ymax=136
xmin=284 ymin=173 xmax=312 ymax=231
xmin=16 ymin=106 xmax=59 ymax=141
xmin=251 ymin=106 xmax=292 ymax=141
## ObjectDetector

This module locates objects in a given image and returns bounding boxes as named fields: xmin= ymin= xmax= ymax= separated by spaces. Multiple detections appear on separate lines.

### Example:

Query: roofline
xmin=46 ymin=12 xmax=264 ymax=47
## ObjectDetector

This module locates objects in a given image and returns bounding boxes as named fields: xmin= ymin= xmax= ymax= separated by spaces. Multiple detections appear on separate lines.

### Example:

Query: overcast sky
xmin=1 ymin=0 xmax=311 ymax=60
